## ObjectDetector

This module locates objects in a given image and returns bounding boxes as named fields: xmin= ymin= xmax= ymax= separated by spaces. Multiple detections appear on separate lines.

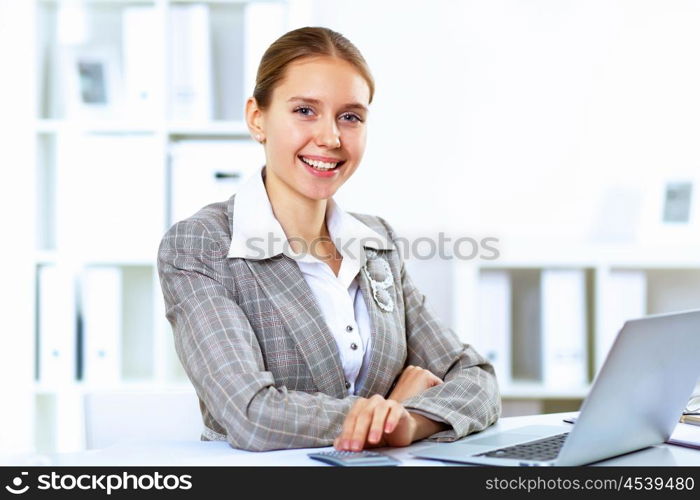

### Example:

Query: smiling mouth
xmin=298 ymin=155 xmax=345 ymax=171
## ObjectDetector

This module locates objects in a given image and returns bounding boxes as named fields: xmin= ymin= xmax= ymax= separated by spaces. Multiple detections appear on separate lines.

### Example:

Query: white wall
xmin=303 ymin=0 xmax=700 ymax=244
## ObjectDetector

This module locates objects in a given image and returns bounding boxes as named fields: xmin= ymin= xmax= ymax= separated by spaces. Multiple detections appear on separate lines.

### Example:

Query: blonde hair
xmin=253 ymin=27 xmax=375 ymax=110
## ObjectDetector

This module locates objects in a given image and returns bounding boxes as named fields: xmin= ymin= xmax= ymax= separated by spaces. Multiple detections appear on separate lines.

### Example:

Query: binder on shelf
xmin=55 ymin=133 xmax=162 ymax=261
xmin=38 ymin=265 xmax=77 ymax=384
xmin=169 ymin=4 xmax=212 ymax=121
xmin=169 ymin=139 xmax=264 ymax=225
xmin=510 ymin=270 xmax=542 ymax=382
xmin=120 ymin=266 xmax=156 ymax=381
xmin=81 ymin=267 xmax=122 ymax=385
xmin=122 ymin=5 xmax=159 ymax=119
xmin=541 ymin=269 xmax=587 ymax=389
xmin=476 ymin=270 xmax=512 ymax=387
xmin=597 ymin=270 xmax=646 ymax=374
xmin=210 ymin=2 xmax=246 ymax=121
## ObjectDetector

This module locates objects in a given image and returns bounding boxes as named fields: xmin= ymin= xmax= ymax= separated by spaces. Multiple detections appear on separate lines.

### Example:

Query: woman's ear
xmin=245 ymin=97 xmax=265 ymax=143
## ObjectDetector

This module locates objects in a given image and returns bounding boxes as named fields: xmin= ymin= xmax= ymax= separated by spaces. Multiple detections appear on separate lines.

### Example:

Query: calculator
xmin=307 ymin=450 xmax=401 ymax=466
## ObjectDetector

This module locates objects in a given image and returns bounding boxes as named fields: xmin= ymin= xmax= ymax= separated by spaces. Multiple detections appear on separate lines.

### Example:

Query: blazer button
xmin=350 ymin=342 xmax=358 ymax=350
xmin=346 ymin=325 xmax=354 ymax=332
xmin=345 ymin=381 xmax=351 ymax=389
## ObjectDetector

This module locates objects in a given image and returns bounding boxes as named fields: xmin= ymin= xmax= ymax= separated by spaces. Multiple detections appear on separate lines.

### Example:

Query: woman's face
xmin=252 ymin=56 xmax=370 ymax=201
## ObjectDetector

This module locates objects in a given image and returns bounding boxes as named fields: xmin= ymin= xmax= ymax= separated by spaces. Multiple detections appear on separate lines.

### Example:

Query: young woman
xmin=158 ymin=27 xmax=500 ymax=452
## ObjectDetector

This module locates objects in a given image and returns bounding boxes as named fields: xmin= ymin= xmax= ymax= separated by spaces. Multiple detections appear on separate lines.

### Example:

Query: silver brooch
xmin=362 ymin=249 xmax=395 ymax=312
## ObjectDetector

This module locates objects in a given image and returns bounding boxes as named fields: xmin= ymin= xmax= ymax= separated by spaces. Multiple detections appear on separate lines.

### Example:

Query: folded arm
xmin=158 ymin=219 xmax=360 ymax=451
xmin=381 ymin=219 xmax=502 ymax=442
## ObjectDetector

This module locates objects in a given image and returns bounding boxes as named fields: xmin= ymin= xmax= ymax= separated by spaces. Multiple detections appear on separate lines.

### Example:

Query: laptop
xmin=413 ymin=309 xmax=700 ymax=466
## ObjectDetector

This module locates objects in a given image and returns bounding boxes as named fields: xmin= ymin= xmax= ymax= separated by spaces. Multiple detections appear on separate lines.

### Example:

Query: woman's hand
xmin=388 ymin=365 xmax=443 ymax=403
xmin=334 ymin=395 xmax=417 ymax=451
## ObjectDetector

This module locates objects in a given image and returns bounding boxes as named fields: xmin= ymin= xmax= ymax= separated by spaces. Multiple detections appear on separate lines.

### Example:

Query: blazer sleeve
xmin=378 ymin=218 xmax=502 ymax=442
xmin=157 ymin=218 xmax=361 ymax=452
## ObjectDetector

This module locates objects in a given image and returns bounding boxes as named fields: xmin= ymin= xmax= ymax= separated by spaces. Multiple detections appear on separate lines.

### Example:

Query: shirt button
xmin=346 ymin=325 xmax=354 ymax=332
xmin=345 ymin=381 xmax=351 ymax=389
xmin=350 ymin=343 xmax=358 ymax=350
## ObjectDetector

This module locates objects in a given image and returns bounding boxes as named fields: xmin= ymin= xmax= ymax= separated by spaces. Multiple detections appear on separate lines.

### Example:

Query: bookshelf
xmin=447 ymin=247 xmax=700 ymax=417
xmin=25 ymin=0 xmax=291 ymax=453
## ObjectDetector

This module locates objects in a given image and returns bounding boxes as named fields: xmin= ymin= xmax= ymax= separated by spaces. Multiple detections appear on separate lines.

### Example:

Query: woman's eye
xmin=294 ymin=106 xmax=314 ymax=116
xmin=341 ymin=113 xmax=363 ymax=123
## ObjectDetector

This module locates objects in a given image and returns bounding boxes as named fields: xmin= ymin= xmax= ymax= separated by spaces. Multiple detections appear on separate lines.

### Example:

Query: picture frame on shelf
xmin=662 ymin=181 xmax=693 ymax=224
xmin=638 ymin=174 xmax=700 ymax=245
xmin=59 ymin=45 xmax=123 ymax=120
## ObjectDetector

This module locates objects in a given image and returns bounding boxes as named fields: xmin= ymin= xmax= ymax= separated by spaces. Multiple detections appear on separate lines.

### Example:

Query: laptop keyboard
xmin=476 ymin=432 xmax=569 ymax=461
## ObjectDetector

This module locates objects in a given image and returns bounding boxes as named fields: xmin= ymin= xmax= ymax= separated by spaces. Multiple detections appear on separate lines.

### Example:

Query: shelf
xmin=35 ymin=252 xmax=157 ymax=267
xmin=36 ymin=1 xmax=280 ymax=7
xmin=35 ymin=250 xmax=59 ymax=265
xmin=168 ymin=120 xmax=251 ymax=138
xmin=33 ymin=380 xmax=194 ymax=395
xmin=36 ymin=119 xmax=161 ymax=135
xmin=500 ymin=383 xmax=590 ymax=400
xmin=476 ymin=241 xmax=700 ymax=268
xmin=35 ymin=119 xmax=253 ymax=138
xmin=169 ymin=0 xmax=271 ymax=4
xmin=38 ymin=0 xmax=158 ymax=4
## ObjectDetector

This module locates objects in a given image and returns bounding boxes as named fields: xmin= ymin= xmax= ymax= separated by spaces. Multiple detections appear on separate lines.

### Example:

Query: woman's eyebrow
xmin=287 ymin=96 xmax=368 ymax=113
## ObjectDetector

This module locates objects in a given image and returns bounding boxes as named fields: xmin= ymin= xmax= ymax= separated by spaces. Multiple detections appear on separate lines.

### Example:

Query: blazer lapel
xmin=245 ymin=256 xmax=348 ymax=399
xmin=356 ymin=264 xmax=405 ymax=398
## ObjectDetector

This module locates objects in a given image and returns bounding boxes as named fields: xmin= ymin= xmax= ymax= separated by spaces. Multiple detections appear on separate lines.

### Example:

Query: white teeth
xmin=300 ymin=156 xmax=339 ymax=171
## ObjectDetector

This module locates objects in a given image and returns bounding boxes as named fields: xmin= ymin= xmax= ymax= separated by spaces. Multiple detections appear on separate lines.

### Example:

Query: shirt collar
xmin=228 ymin=166 xmax=392 ymax=263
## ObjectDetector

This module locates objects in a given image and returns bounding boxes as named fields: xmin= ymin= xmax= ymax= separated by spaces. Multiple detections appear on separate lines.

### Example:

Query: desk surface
xmin=6 ymin=412 xmax=700 ymax=466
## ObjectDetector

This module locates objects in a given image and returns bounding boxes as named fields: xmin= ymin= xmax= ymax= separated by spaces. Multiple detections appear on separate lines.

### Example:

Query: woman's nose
xmin=315 ymin=118 xmax=341 ymax=149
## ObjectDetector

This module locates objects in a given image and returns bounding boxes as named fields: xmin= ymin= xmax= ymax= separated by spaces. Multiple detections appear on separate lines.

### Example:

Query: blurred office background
xmin=1 ymin=0 xmax=700 ymax=456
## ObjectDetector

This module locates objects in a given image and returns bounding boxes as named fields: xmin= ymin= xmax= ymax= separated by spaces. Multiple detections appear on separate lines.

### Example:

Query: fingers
xmin=383 ymin=401 xmax=405 ymax=435
xmin=335 ymin=368 xmax=442 ymax=450
xmin=389 ymin=365 xmax=444 ymax=402
xmin=336 ymin=396 xmax=374 ymax=451
xmin=348 ymin=395 xmax=383 ymax=450
xmin=383 ymin=407 xmax=416 ymax=448
xmin=397 ymin=365 xmax=443 ymax=390
xmin=428 ymin=370 xmax=443 ymax=387
xmin=402 ymin=365 xmax=442 ymax=384
xmin=335 ymin=395 xmax=403 ymax=451
xmin=368 ymin=400 xmax=391 ymax=444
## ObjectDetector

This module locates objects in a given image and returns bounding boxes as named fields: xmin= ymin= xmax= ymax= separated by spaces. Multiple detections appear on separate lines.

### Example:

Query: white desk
xmin=6 ymin=412 xmax=700 ymax=466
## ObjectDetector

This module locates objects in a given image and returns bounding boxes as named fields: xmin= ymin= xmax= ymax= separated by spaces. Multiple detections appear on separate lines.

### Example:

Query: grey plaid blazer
xmin=157 ymin=194 xmax=501 ymax=452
